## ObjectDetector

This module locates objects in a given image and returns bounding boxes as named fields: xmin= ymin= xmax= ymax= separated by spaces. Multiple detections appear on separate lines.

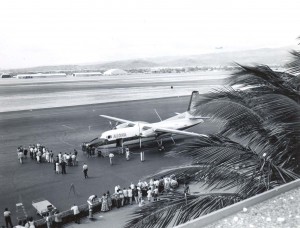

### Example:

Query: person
xmin=109 ymin=153 xmax=114 ymax=165
xmin=125 ymin=147 xmax=130 ymax=160
xmin=23 ymin=148 xmax=28 ymax=159
xmin=49 ymin=151 xmax=54 ymax=163
xmin=29 ymin=146 xmax=34 ymax=159
xmin=123 ymin=187 xmax=128 ymax=205
xmin=88 ymin=195 xmax=97 ymax=203
xmin=15 ymin=220 xmax=24 ymax=228
xmin=137 ymin=189 xmax=143 ymax=205
xmin=115 ymin=190 xmax=121 ymax=208
xmin=164 ymin=177 xmax=170 ymax=193
xmin=54 ymin=212 xmax=62 ymax=228
xmin=74 ymin=149 xmax=78 ymax=157
xmin=67 ymin=154 xmax=72 ymax=166
xmin=114 ymin=185 xmax=120 ymax=193
xmin=106 ymin=191 xmax=112 ymax=211
xmin=58 ymin=152 xmax=62 ymax=163
xmin=71 ymin=153 xmax=76 ymax=166
xmin=17 ymin=151 xmax=24 ymax=164
xmin=68 ymin=183 xmax=79 ymax=197
xmin=45 ymin=151 xmax=50 ymax=163
xmin=36 ymin=150 xmax=41 ymax=163
xmin=128 ymin=187 xmax=133 ymax=205
xmin=133 ymin=187 xmax=139 ymax=204
xmin=25 ymin=217 xmax=35 ymax=228
xmin=101 ymin=193 xmax=109 ymax=212
xmin=70 ymin=204 xmax=80 ymax=224
xmin=153 ymin=186 xmax=159 ymax=201
xmin=55 ymin=162 xmax=60 ymax=174
xmin=4 ymin=208 xmax=13 ymax=228
xmin=119 ymin=189 xmax=125 ymax=207
xmin=61 ymin=161 xmax=66 ymax=174
xmin=147 ymin=188 xmax=153 ymax=202
xmin=83 ymin=163 xmax=88 ymax=178
xmin=45 ymin=213 xmax=53 ymax=228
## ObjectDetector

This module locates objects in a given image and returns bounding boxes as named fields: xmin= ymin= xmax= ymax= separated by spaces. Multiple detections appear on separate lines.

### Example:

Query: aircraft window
xmin=107 ymin=135 xmax=112 ymax=139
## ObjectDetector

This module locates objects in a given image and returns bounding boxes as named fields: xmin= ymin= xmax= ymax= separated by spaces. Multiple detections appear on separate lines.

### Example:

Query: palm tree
xmin=124 ymin=48 xmax=300 ymax=228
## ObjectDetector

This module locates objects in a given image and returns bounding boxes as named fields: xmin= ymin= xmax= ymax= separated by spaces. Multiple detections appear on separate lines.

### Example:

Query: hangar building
xmin=103 ymin=69 xmax=127 ymax=75
xmin=16 ymin=73 xmax=67 ymax=79
xmin=72 ymin=72 xmax=102 ymax=77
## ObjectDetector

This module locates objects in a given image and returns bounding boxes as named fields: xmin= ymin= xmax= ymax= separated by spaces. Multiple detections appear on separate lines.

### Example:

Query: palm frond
xmin=124 ymin=193 xmax=241 ymax=228
xmin=194 ymin=99 xmax=264 ymax=139
xmin=227 ymin=64 xmax=300 ymax=102
xmin=286 ymin=50 xmax=300 ymax=75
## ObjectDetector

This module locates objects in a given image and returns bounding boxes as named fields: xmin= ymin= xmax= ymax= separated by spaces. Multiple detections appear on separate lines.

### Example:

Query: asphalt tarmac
xmin=0 ymin=96 xmax=218 ymax=226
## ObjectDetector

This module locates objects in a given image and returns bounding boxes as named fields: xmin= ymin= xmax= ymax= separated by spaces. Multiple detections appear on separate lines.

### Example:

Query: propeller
xmin=154 ymin=109 xmax=162 ymax=121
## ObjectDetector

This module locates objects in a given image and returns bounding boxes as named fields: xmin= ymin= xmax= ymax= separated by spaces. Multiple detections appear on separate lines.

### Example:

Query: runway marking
xmin=62 ymin=124 xmax=75 ymax=130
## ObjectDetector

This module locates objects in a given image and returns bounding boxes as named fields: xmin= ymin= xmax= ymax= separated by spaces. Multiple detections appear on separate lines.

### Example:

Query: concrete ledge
xmin=175 ymin=179 xmax=300 ymax=228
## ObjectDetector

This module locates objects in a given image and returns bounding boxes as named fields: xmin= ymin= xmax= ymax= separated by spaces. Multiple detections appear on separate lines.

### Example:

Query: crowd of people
xmin=8 ymin=144 xmax=189 ymax=228
xmin=17 ymin=144 xmax=78 ymax=174
xmin=90 ymin=175 xmax=180 ymax=215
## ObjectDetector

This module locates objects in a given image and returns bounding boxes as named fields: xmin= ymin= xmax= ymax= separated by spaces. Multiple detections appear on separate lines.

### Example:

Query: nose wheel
xmin=157 ymin=139 xmax=165 ymax=151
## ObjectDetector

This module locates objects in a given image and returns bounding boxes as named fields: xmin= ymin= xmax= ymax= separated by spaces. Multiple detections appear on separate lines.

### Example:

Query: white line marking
xmin=62 ymin=124 xmax=75 ymax=130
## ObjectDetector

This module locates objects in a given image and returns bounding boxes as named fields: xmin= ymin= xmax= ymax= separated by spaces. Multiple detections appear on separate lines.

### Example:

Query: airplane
xmin=83 ymin=91 xmax=209 ymax=151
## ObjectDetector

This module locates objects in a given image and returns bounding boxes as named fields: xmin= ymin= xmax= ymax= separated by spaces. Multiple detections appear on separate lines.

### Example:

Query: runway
xmin=0 ymin=71 xmax=226 ymax=112
xmin=0 ymin=96 xmax=219 ymax=225
xmin=0 ymin=71 xmax=226 ymax=225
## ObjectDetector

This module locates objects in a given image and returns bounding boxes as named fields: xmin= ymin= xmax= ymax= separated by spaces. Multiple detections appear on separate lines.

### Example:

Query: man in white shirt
xmin=70 ymin=204 xmax=80 ymax=224
xmin=83 ymin=163 xmax=88 ymax=178
xmin=3 ymin=208 xmax=13 ymax=228
xmin=115 ymin=185 xmax=119 ymax=193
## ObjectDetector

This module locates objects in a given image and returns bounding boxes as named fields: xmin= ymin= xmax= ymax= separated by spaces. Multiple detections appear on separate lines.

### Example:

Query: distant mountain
xmin=4 ymin=46 xmax=294 ymax=73
xmin=153 ymin=47 xmax=293 ymax=67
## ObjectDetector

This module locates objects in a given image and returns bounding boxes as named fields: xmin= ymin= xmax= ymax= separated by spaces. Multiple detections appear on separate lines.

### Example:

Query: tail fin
xmin=187 ymin=91 xmax=199 ymax=112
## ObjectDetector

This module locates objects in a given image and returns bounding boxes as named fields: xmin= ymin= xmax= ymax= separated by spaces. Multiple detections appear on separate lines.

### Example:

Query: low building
xmin=1 ymin=73 xmax=12 ymax=78
xmin=72 ymin=72 xmax=102 ymax=77
xmin=103 ymin=69 xmax=127 ymax=75
xmin=16 ymin=73 xmax=67 ymax=79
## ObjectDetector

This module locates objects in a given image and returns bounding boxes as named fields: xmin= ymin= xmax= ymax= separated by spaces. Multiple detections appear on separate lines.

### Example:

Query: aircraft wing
xmin=154 ymin=127 xmax=208 ymax=138
xmin=100 ymin=115 xmax=137 ymax=126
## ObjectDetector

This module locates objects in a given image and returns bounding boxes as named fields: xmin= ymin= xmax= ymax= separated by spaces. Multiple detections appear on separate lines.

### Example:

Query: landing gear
xmin=157 ymin=139 xmax=165 ymax=151
xmin=158 ymin=145 xmax=165 ymax=152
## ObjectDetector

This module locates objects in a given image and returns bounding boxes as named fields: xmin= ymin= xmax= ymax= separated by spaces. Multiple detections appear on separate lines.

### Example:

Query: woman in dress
xmin=101 ymin=193 xmax=109 ymax=212
xmin=107 ymin=191 xmax=112 ymax=210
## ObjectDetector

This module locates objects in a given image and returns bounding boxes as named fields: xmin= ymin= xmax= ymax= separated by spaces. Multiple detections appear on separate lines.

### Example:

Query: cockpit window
xmin=107 ymin=135 xmax=112 ymax=139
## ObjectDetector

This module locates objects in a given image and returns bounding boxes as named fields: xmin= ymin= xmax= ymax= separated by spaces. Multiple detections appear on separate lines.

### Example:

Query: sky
xmin=0 ymin=0 xmax=299 ymax=69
